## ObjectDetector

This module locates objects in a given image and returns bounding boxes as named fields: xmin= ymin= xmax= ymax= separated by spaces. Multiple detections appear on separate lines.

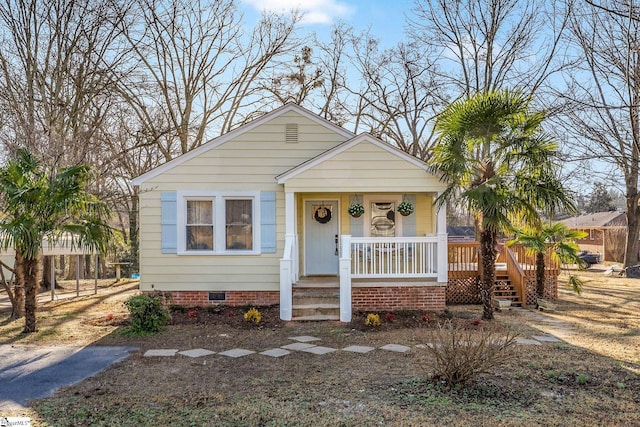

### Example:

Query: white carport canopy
xmin=0 ymin=236 xmax=98 ymax=300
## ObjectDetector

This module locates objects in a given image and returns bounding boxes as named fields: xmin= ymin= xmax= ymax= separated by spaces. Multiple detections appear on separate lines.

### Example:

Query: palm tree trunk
xmin=13 ymin=253 xmax=25 ymax=319
xmin=479 ymin=227 xmax=497 ymax=320
xmin=536 ymin=251 xmax=546 ymax=299
xmin=23 ymin=252 xmax=42 ymax=333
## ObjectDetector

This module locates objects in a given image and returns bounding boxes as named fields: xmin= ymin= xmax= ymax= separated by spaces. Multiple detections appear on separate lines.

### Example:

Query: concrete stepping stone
xmin=144 ymin=349 xmax=179 ymax=357
xmin=380 ymin=344 xmax=411 ymax=353
xmin=288 ymin=336 xmax=321 ymax=342
xmin=281 ymin=342 xmax=317 ymax=351
xmin=515 ymin=338 xmax=542 ymax=345
xmin=301 ymin=346 xmax=336 ymax=355
xmin=218 ymin=348 xmax=255 ymax=358
xmin=342 ymin=345 xmax=375 ymax=353
xmin=532 ymin=335 xmax=561 ymax=343
xmin=178 ymin=349 xmax=215 ymax=358
xmin=260 ymin=348 xmax=291 ymax=358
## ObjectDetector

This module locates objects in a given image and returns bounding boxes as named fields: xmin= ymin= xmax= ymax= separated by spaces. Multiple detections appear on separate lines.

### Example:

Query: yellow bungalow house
xmin=132 ymin=103 xmax=449 ymax=321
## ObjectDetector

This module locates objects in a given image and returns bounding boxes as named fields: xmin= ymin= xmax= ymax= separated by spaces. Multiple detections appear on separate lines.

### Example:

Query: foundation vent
xmin=285 ymin=123 xmax=299 ymax=143
xmin=208 ymin=292 xmax=226 ymax=302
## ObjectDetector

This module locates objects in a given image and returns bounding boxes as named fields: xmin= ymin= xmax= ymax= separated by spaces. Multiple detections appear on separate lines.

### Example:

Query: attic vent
xmin=285 ymin=123 xmax=299 ymax=143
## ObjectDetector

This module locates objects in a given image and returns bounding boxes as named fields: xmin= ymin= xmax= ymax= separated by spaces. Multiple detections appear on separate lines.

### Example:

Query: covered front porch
xmin=274 ymin=134 xmax=449 ymax=321
xmin=277 ymin=194 xmax=448 ymax=322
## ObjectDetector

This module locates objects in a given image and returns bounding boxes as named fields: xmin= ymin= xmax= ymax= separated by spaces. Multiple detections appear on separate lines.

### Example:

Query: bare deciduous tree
xmin=558 ymin=0 xmax=640 ymax=266
xmin=118 ymin=0 xmax=301 ymax=161
xmin=0 ymin=0 xmax=129 ymax=168
xmin=409 ymin=0 xmax=569 ymax=97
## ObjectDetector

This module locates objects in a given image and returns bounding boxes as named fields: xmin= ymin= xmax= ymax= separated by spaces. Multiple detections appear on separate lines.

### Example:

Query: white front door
xmin=305 ymin=200 xmax=339 ymax=275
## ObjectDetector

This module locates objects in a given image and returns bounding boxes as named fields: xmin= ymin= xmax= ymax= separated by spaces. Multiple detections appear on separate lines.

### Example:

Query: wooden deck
xmin=447 ymin=242 xmax=560 ymax=305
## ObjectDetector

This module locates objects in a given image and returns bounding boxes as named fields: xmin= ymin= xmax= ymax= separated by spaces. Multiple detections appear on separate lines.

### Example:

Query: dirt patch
xmin=167 ymin=305 xmax=486 ymax=332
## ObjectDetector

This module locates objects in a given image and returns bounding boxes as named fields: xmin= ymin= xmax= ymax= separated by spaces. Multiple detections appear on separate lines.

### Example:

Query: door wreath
xmin=313 ymin=206 xmax=332 ymax=224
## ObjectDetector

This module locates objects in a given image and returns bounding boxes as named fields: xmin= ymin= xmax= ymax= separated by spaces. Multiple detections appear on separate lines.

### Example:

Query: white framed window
xmin=177 ymin=191 xmax=259 ymax=255
xmin=589 ymin=229 xmax=595 ymax=240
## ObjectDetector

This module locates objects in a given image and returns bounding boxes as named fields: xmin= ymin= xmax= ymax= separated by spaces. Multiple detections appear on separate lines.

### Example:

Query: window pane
xmin=186 ymin=200 xmax=213 ymax=250
xmin=371 ymin=202 xmax=395 ymax=237
xmin=187 ymin=200 xmax=213 ymax=224
xmin=186 ymin=225 xmax=213 ymax=250
xmin=226 ymin=199 xmax=253 ymax=250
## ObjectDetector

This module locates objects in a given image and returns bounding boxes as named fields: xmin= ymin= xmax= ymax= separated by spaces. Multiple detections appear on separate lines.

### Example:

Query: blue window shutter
xmin=261 ymin=192 xmax=277 ymax=253
xmin=349 ymin=196 xmax=364 ymax=237
xmin=161 ymin=192 xmax=177 ymax=254
xmin=402 ymin=195 xmax=417 ymax=237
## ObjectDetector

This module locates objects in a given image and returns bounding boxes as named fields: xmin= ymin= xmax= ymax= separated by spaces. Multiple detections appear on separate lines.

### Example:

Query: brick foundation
xmin=166 ymin=291 xmax=279 ymax=307
xmin=161 ymin=285 xmax=447 ymax=312
xmin=351 ymin=285 xmax=446 ymax=311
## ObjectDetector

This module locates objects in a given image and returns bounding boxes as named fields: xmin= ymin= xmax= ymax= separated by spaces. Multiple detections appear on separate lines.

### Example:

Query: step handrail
xmin=504 ymin=246 xmax=526 ymax=304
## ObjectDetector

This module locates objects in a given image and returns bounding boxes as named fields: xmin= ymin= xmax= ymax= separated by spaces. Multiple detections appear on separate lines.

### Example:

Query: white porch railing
xmin=349 ymin=236 xmax=439 ymax=278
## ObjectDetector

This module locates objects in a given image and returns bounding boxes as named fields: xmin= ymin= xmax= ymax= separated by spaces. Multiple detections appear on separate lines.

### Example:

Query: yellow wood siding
xmin=138 ymin=112 xmax=349 ymax=292
xmin=283 ymin=141 xmax=446 ymax=192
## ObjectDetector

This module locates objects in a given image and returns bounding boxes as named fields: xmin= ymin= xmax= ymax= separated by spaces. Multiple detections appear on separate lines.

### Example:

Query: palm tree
xmin=430 ymin=90 xmax=575 ymax=320
xmin=508 ymin=223 xmax=587 ymax=301
xmin=0 ymin=149 xmax=112 ymax=333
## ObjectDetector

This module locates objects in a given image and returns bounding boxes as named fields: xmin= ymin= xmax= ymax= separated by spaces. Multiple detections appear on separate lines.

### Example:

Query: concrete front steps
xmin=292 ymin=277 xmax=340 ymax=321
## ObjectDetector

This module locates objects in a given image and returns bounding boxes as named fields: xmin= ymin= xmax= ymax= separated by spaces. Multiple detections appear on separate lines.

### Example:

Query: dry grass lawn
xmin=1 ymin=270 xmax=639 ymax=426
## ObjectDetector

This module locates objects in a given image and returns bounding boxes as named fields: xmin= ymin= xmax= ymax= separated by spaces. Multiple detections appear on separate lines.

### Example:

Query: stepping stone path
xmin=143 ymin=310 xmax=572 ymax=360
xmin=179 ymin=348 xmax=215 ymax=358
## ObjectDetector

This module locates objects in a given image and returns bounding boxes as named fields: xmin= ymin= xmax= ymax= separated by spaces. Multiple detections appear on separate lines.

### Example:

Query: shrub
xmin=244 ymin=307 xmax=262 ymax=323
xmin=124 ymin=294 xmax=170 ymax=334
xmin=365 ymin=313 xmax=381 ymax=327
xmin=421 ymin=320 xmax=518 ymax=386
xmin=385 ymin=312 xmax=396 ymax=322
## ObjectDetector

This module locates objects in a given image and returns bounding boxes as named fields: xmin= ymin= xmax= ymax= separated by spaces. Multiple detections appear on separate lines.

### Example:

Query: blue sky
xmin=241 ymin=0 xmax=413 ymax=46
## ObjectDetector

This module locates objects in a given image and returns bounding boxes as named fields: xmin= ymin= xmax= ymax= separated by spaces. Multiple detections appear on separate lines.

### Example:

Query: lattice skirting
xmin=525 ymin=277 xmax=558 ymax=306
xmin=447 ymin=276 xmax=481 ymax=304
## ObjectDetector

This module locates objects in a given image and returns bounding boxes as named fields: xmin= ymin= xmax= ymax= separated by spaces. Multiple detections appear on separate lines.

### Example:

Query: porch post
xmin=436 ymin=195 xmax=448 ymax=283
xmin=285 ymin=192 xmax=295 ymax=234
xmin=285 ymin=191 xmax=298 ymax=282
xmin=279 ymin=191 xmax=296 ymax=321
xmin=339 ymin=235 xmax=352 ymax=322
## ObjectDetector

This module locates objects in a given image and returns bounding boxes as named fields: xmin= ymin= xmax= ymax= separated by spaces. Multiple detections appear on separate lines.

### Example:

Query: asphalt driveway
xmin=0 ymin=345 xmax=136 ymax=409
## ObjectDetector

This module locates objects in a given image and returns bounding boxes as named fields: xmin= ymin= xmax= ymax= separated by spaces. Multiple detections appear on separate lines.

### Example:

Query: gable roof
xmin=131 ymin=103 xmax=356 ymax=186
xmin=559 ymin=211 xmax=627 ymax=228
xmin=276 ymin=133 xmax=430 ymax=184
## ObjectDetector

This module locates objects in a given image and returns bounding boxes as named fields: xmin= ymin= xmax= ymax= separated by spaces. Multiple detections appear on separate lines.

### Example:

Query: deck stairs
xmin=292 ymin=276 xmax=340 ymax=321
xmin=493 ymin=271 xmax=523 ymax=306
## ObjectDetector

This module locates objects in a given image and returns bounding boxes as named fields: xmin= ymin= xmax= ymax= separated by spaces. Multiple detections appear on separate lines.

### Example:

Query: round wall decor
xmin=314 ymin=206 xmax=332 ymax=224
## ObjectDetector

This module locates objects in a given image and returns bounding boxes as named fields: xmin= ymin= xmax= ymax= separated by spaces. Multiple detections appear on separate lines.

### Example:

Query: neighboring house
xmin=132 ymin=103 xmax=450 ymax=321
xmin=558 ymin=211 xmax=627 ymax=262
